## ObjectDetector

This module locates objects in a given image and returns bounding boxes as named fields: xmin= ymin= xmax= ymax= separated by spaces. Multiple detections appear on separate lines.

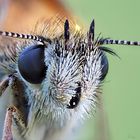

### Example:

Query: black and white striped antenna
xmin=100 ymin=38 xmax=140 ymax=46
xmin=0 ymin=31 xmax=51 ymax=44
xmin=88 ymin=19 xmax=140 ymax=46
xmin=0 ymin=29 xmax=140 ymax=46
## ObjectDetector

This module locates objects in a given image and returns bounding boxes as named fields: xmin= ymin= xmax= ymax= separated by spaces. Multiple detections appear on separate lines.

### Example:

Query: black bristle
xmin=64 ymin=19 xmax=70 ymax=40
xmin=89 ymin=19 xmax=95 ymax=41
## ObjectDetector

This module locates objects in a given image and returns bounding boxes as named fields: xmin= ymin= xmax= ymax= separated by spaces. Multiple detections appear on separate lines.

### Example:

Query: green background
xmin=66 ymin=0 xmax=140 ymax=140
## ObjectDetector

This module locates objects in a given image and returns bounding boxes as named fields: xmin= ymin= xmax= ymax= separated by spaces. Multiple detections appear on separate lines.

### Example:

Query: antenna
xmin=0 ymin=31 xmax=51 ymax=44
xmin=101 ymin=38 xmax=140 ymax=46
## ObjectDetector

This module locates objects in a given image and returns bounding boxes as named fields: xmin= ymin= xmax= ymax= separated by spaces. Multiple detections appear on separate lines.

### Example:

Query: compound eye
xmin=100 ymin=52 xmax=109 ymax=81
xmin=18 ymin=44 xmax=46 ymax=84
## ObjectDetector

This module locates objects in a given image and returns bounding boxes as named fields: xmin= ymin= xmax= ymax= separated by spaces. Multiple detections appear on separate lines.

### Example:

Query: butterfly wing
xmin=0 ymin=37 xmax=17 ymax=79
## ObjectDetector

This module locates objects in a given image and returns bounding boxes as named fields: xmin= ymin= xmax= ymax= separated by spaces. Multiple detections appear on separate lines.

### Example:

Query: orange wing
xmin=0 ymin=0 xmax=74 ymax=32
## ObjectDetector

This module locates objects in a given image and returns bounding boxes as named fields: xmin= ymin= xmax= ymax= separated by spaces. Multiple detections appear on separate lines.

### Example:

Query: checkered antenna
xmin=0 ymin=31 xmax=51 ymax=44
xmin=100 ymin=38 xmax=140 ymax=46
xmin=88 ymin=19 xmax=140 ymax=46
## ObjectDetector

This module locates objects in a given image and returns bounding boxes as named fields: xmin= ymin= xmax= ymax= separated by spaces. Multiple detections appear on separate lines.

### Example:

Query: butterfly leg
xmin=2 ymin=106 xmax=15 ymax=140
xmin=0 ymin=74 xmax=17 ymax=96
xmin=2 ymin=106 xmax=26 ymax=140
xmin=0 ymin=74 xmax=28 ymax=140
xmin=0 ymin=76 xmax=10 ymax=96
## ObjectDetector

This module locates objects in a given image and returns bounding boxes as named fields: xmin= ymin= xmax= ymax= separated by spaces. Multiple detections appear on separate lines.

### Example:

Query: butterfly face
xmin=0 ymin=18 xmax=139 ymax=140
xmin=15 ymin=20 xmax=109 ymax=125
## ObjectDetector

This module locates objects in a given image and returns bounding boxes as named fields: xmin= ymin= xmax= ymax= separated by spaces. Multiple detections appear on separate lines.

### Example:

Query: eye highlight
xmin=18 ymin=44 xmax=47 ymax=84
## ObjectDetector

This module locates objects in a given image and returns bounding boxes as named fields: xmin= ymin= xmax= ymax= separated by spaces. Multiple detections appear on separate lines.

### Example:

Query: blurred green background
xmin=66 ymin=0 xmax=140 ymax=140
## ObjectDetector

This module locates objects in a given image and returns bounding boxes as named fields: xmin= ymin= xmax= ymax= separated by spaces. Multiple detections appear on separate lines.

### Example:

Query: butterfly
xmin=0 ymin=1 xmax=140 ymax=140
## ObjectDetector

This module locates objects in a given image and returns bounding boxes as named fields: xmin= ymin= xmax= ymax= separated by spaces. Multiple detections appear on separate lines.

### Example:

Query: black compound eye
xmin=18 ymin=44 xmax=46 ymax=84
xmin=100 ymin=52 xmax=109 ymax=81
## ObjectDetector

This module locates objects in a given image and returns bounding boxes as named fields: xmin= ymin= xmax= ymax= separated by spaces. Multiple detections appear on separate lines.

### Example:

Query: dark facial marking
xmin=67 ymin=82 xmax=81 ymax=109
